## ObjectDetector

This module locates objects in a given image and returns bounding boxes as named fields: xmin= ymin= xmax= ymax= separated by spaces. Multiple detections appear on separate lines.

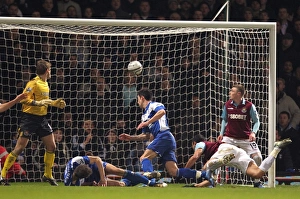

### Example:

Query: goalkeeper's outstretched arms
xmin=0 ymin=93 xmax=27 ymax=112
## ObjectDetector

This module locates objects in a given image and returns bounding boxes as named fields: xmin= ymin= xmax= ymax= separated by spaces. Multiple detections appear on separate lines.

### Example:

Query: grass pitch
xmin=1 ymin=182 xmax=300 ymax=199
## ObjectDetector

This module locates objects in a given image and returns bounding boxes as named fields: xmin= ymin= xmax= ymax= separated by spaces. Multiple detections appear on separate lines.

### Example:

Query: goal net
xmin=0 ymin=18 xmax=276 ymax=186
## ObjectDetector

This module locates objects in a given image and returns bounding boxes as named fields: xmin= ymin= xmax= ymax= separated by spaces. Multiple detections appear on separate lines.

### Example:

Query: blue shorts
xmin=147 ymin=130 xmax=177 ymax=166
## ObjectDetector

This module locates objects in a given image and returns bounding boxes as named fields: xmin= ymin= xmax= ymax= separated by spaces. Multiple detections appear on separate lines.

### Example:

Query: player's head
xmin=137 ymin=88 xmax=153 ymax=108
xmin=73 ymin=164 xmax=93 ymax=179
xmin=192 ymin=134 xmax=206 ymax=149
xmin=36 ymin=59 xmax=51 ymax=79
xmin=230 ymin=84 xmax=245 ymax=99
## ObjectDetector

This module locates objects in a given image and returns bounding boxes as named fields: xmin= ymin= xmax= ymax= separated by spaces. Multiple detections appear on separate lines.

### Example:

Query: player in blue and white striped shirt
xmin=64 ymin=155 xmax=164 ymax=187
xmin=119 ymin=88 xmax=206 ymax=183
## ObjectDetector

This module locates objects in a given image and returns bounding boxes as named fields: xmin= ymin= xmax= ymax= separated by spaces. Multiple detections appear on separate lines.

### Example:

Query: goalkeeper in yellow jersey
xmin=0 ymin=60 xmax=66 ymax=186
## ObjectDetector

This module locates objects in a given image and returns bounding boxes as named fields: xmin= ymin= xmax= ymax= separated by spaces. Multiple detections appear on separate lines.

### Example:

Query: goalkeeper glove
xmin=33 ymin=99 xmax=53 ymax=106
xmin=50 ymin=98 xmax=66 ymax=109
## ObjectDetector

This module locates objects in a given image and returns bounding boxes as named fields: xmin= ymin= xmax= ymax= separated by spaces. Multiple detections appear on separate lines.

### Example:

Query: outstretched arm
xmin=119 ymin=132 xmax=150 ymax=142
xmin=136 ymin=109 xmax=166 ymax=130
xmin=0 ymin=93 xmax=27 ymax=113
xmin=185 ymin=148 xmax=203 ymax=168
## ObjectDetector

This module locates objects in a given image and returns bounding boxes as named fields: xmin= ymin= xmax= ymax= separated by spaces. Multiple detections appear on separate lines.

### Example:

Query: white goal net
xmin=0 ymin=18 xmax=276 ymax=186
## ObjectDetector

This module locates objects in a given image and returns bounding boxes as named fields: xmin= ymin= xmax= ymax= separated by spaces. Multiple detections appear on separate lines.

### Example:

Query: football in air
xmin=127 ymin=60 xmax=143 ymax=75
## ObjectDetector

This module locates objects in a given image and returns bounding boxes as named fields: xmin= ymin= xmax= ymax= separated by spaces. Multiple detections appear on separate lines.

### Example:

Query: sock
xmin=200 ymin=170 xmax=206 ymax=179
xmin=270 ymin=147 xmax=281 ymax=158
xmin=258 ymin=156 xmax=275 ymax=172
xmin=141 ymin=158 xmax=153 ymax=172
xmin=1 ymin=152 xmax=17 ymax=179
xmin=177 ymin=168 xmax=197 ymax=179
xmin=44 ymin=151 xmax=55 ymax=178
xmin=123 ymin=170 xmax=149 ymax=186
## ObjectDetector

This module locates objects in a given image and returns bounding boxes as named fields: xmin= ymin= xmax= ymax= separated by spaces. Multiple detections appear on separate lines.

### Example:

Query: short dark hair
xmin=73 ymin=164 xmax=93 ymax=179
xmin=193 ymin=134 xmax=206 ymax=143
xmin=279 ymin=111 xmax=290 ymax=119
xmin=137 ymin=88 xmax=153 ymax=101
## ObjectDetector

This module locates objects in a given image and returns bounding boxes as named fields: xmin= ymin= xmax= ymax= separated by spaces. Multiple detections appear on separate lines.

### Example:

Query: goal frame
xmin=0 ymin=17 xmax=277 ymax=188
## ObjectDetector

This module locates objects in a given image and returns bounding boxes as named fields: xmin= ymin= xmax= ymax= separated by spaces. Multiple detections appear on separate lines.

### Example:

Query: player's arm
xmin=194 ymin=180 xmax=211 ymax=187
xmin=119 ymin=132 xmax=150 ymax=141
xmin=185 ymin=142 xmax=205 ymax=168
xmin=0 ymin=93 xmax=27 ymax=113
xmin=136 ymin=109 xmax=165 ymax=130
xmin=217 ymin=106 xmax=227 ymax=141
xmin=249 ymin=104 xmax=260 ymax=141
xmin=88 ymin=156 xmax=107 ymax=186
xmin=19 ymin=81 xmax=52 ymax=106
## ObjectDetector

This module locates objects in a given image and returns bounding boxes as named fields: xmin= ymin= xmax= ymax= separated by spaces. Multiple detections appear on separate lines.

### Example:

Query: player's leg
xmin=107 ymin=178 xmax=126 ymax=186
xmin=1 ymin=136 xmax=28 ymax=185
xmin=165 ymin=161 xmax=202 ymax=179
xmin=40 ymin=133 xmax=57 ymax=186
xmin=139 ymin=149 xmax=157 ymax=172
xmin=245 ymin=161 xmax=265 ymax=179
xmin=206 ymin=153 xmax=235 ymax=171
xmin=236 ymin=139 xmax=263 ymax=188
xmin=257 ymin=138 xmax=292 ymax=174
xmin=105 ymin=162 xmax=156 ymax=186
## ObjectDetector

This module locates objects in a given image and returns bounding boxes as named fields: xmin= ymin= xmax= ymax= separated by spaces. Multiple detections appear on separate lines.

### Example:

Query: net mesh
xmin=0 ymin=21 xmax=270 ymax=184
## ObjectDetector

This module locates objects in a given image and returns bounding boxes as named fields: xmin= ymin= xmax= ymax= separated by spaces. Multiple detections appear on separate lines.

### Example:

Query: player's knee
xmin=251 ymin=154 xmax=262 ymax=166
xmin=167 ymin=169 xmax=177 ymax=177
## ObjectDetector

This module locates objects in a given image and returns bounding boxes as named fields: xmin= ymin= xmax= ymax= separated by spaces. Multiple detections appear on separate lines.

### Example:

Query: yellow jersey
xmin=21 ymin=76 xmax=50 ymax=116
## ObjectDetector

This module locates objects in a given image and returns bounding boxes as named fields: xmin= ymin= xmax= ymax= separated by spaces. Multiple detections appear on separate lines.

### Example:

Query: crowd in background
xmin=1 ymin=0 xmax=300 ymax=182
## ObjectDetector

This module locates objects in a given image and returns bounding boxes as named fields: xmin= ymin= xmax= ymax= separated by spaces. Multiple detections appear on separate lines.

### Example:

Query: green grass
xmin=1 ymin=182 xmax=300 ymax=199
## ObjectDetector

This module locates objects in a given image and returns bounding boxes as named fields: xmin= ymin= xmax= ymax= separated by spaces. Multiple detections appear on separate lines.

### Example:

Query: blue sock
xmin=141 ymin=158 xmax=153 ymax=172
xmin=123 ymin=170 xmax=149 ymax=186
xmin=201 ymin=170 xmax=206 ymax=179
xmin=177 ymin=168 xmax=197 ymax=179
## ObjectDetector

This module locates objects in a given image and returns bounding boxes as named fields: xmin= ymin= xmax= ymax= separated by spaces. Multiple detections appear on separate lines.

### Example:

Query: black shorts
xmin=18 ymin=112 xmax=53 ymax=139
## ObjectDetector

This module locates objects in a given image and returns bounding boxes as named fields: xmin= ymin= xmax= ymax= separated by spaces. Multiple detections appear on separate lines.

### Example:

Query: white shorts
xmin=210 ymin=143 xmax=254 ymax=174
xmin=222 ymin=136 xmax=261 ymax=156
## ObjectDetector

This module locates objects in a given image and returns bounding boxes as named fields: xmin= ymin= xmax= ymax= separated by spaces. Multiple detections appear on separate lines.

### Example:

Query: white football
xmin=128 ymin=60 xmax=143 ymax=75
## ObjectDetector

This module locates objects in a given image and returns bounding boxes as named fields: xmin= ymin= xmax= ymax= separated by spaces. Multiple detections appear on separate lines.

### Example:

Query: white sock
xmin=270 ymin=147 xmax=281 ymax=158
xmin=196 ymin=170 xmax=202 ymax=179
xmin=258 ymin=156 xmax=275 ymax=172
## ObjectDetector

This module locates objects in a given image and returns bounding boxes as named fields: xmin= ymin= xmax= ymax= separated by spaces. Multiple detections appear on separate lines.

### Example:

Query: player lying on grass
xmin=184 ymin=134 xmax=292 ymax=187
xmin=73 ymin=163 xmax=166 ymax=187
xmin=64 ymin=155 xmax=164 ymax=187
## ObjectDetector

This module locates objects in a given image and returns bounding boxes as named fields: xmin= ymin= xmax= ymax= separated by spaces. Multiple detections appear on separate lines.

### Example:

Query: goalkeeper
xmin=0 ymin=60 xmax=66 ymax=186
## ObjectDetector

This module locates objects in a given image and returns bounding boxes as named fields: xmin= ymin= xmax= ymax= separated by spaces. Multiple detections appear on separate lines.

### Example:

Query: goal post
xmin=0 ymin=17 xmax=276 ymax=187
